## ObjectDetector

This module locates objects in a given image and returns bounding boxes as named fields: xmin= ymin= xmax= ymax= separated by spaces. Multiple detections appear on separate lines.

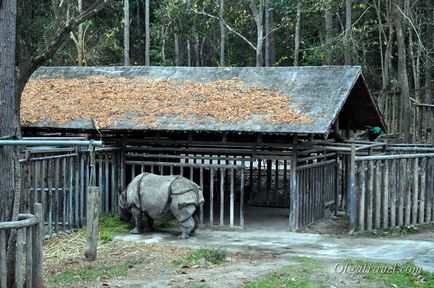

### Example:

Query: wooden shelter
xmin=20 ymin=66 xmax=387 ymax=230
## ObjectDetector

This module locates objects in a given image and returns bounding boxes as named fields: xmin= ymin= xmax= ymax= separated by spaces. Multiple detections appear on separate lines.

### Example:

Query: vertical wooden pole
xmin=33 ymin=203 xmax=43 ymax=288
xmin=375 ymin=160 xmax=382 ymax=229
xmin=367 ymin=161 xmax=374 ymax=231
xmin=230 ymin=168 xmax=234 ymax=227
xmin=419 ymin=158 xmax=426 ymax=223
xmin=54 ymin=158 xmax=60 ymax=233
xmin=25 ymin=225 xmax=33 ymax=288
xmin=390 ymin=159 xmax=397 ymax=227
xmin=48 ymin=160 xmax=53 ymax=236
xmin=289 ymin=136 xmax=298 ymax=231
xmin=210 ymin=168 xmax=214 ymax=225
xmin=84 ymin=186 xmax=99 ymax=261
xmin=383 ymin=160 xmax=389 ymax=229
xmin=199 ymin=167 xmax=204 ymax=224
xmin=348 ymin=144 xmax=357 ymax=233
xmin=15 ymin=229 xmax=23 ymax=288
xmin=240 ymin=167 xmax=245 ymax=228
xmin=0 ymin=229 xmax=6 ymax=288
xmin=412 ymin=158 xmax=419 ymax=224
xmin=220 ymin=169 xmax=225 ymax=226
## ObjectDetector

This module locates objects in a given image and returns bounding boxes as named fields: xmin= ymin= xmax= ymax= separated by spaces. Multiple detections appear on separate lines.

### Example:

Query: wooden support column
xmin=348 ymin=144 xmax=357 ymax=234
xmin=289 ymin=136 xmax=299 ymax=231
xmin=85 ymin=144 xmax=99 ymax=261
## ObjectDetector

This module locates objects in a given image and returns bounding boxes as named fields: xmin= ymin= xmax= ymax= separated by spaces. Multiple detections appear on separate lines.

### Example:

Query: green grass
xmin=355 ymin=223 xmax=434 ymax=238
xmin=48 ymin=261 xmax=138 ymax=285
xmin=345 ymin=260 xmax=434 ymax=287
xmin=175 ymin=248 xmax=228 ymax=266
xmin=98 ymin=213 xmax=134 ymax=234
xmin=245 ymin=256 xmax=326 ymax=288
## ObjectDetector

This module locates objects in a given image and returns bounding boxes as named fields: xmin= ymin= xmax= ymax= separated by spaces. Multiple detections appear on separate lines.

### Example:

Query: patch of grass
xmin=175 ymin=248 xmax=228 ymax=266
xmin=154 ymin=220 xmax=178 ymax=229
xmin=48 ymin=261 xmax=138 ymax=285
xmin=245 ymin=256 xmax=326 ymax=288
xmin=355 ymin=223 xmax=434 ymax=238
xmin=99 ymin=213 xmax=134 ymax=234
xmin=344 ymin=260 xmax=434 ymax=287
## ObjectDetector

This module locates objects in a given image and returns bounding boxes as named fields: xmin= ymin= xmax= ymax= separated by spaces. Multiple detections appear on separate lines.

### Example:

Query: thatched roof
xmin=21 ymin=66 xmax=385 ymax=135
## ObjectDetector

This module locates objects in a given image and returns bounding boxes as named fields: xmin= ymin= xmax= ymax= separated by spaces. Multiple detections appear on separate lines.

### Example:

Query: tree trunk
xmin=78 ymin=0 xmax=84 ymax=66
xmin=324 ymin=4 xmax=333 ymax=65
xmin=174 ymin=32 xmax=181 ymax=66
xmin=294 ymin=0 xmax=301 ymax=66
xmin=265 ymin=0 xmax=275 ymax=66
xmin=145 ymin=0 xmax=150 ymax=66
xmin=251 ymin=0 xmax=264 ymax=67
xmin=219 ymin=0 xmax=225 ymax=66
xmin=194 ymin=32 xmax=200 ymax=66
xmin=344 ymin=0 xmax=352 ymax=65
xmin=393 ymin=1 xmax=413 ymax=142
xmin=0 ymin=0 xmax=18 ymax=224
xmin=426 ymin=0 xmax=433 ymax=104
xmin=187 ymin=39 xmax=191 ymax=66
xmin=136 ymin=0 xmax=145 ymax=64
xmin=124 ymin=0 xmax=130 ymax=65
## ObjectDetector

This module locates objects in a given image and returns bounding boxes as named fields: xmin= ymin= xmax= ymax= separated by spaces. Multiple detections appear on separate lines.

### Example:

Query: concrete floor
xmin=115 ymin=206 xmax=434 ymax=273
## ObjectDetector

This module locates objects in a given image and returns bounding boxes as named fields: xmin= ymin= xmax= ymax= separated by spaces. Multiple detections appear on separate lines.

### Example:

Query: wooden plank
xmin=105 ymin=154 xmax=110 ymax=213
xmin=210 ymin=168 xmax=214 ymax=225
xmin=199 ymin=167 xmax=204 ymax=224
xmin=419 ymin=158 xmax=426 ymax=223
xmin=75 ymin=154 xmax=80 ymax=227
xmin=69 ymin=157 xmax=74 ymax=230
xmin=98 ymin=157 xmax=103 ymax=212
xmin=390 ymin=159 xmax=397 ymax=227
xmin=405 ymin=159 xmax=411 ymax=225
xmin=79 ymin=155 xmax=85 ymax=225
xmin=54 ymin=158 xmax=60 ymax=233
xmin=41 ymin=160 xmax=47 ymax=226
xmin=25 ymin=226 xmax=33 ymax=288
xmin=375 ymin=161 xmax=381 ymax=229
xmin=289 ymin=143 xmax=299 ymax=231
xmin=220 ymin=169 xmax=225 ymax=226
xmin=48 ymin=159 xmax=53 ymax=236
xmin=33 ymin=203 xmax=44 ymax=288
xmin=257 ymin=159 xmax=262 ymax=204
xmin=274 ymin=159 xmax=279 ymax=206
xmin=62 ymin=158 xmax=67 ymax=229
xmin=240 ymin=167 xmax=245 ymax=227
xmin=266 ymin=159 xmax=272 ymax=204
xmin=16 ymin=229 xmax=24 ymax=288
xmin=33 ymin=161 xmax=39 ymax=205
xmin=358 ymin=161 xmax=366 ymax=231
xmin=230 ymin=168 xmax=234 ymax=227
xmin=0 ymin=229 xmax=7 ymax=288
xmin=111 ymin=152 xmax=117 ymax=214
xmin=84 ymin=186 xmax=100 ymax=261
xmin=397 ymin=159 xmax=405 ymax=227
xmin=383 ymin=160 xmax=389 ymax=229
xmin=412 ymin=158 xmax=419 ymax=225
xmin=131 ymin=163 xmax=136 ymax=178
xmin=348 ymin=145 xmax=357 ymax=233
xmin=367 ymin=160 xmax=373 ymax=231
xmin=427 ymin=158 xmax=433 ymax=223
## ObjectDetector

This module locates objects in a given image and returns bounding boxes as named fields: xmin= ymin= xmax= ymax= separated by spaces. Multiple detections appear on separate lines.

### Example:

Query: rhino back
xmin=139 ymin=174 xmax=175 ymax=219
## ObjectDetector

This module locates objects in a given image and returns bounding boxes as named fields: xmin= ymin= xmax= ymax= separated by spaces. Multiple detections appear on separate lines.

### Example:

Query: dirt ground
xmin=43 ymin=213 xmax=434 ymax=288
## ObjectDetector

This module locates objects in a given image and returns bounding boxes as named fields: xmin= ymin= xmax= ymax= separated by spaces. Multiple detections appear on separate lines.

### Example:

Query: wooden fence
xmin=20 ymin=147 xmax=123 ymax=237
xmin=0 ymin=203 xmax=43 ymax=288
xmin=349 ymin=152 xmax=434 ymax=232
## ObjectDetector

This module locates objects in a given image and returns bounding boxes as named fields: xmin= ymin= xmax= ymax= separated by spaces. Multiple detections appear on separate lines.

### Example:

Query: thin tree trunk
xmin=187 ymin=39 xmax=191 ymax=66
xmin=344 ymin=0 xmax=352 ymax=65
xmin=124 ymin=0 xmax=130 ymax=65
xmin=145 ymin=0 xmax=150 ymax=65
xmin=251 ymin=0 xmax=264 ymax=67
xmin=78 ymin=0 xmax=84 ymax=66
xmin=426 ymin=0 xmax=433 ymax=104
xmin=219 ymin=0 xmax=225 ymax=66
xmin=161 ymin=25 xmax=166 ymax=63
xmin=394 ymin=1 xmax=413 ymax=142
xmin=265 ymin=0 xmax=275 ymax=66
xmin=294 ymin=0 xmax=301 ymax=66
xmin=136 ymin=0 xmax=145 ymax=64
xmin=194 ymin=32 xmax=200 ymax=66
xmin=174 ymin=32 xmax=181 ymax=66
xmin=324 ymin=4 xmax=333 ymax=65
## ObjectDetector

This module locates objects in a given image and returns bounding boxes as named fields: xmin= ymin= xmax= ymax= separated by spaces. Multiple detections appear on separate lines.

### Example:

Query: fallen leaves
xmin=21 ymin=76 xmax=312 ymax=129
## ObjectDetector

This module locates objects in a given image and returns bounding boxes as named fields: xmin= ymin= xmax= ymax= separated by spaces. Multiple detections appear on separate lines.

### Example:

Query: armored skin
xmin=118 ymin=173 xmax=204 ymax=239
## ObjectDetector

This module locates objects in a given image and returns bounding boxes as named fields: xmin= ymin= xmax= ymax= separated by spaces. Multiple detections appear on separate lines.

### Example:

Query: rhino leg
xmin=144 ymin=213 xmax=154 ymax=232
xmin=179 ymin=217 xmax=195 ymax=239
xmin=131 ymin=207 xmax=143 ymax=234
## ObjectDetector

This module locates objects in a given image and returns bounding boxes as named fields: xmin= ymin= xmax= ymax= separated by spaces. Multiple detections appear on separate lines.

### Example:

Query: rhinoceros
xmin=118 ymin=173 xmax=204 ymax=239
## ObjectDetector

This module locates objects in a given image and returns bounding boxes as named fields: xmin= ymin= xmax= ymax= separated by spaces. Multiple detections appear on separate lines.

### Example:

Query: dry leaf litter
xmin=21 ymin=76 xmax=312 ymax=128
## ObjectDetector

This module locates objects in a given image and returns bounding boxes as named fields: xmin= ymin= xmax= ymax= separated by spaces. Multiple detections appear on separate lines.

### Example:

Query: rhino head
xmin=118 ymin=190 xmax=132 ymax=222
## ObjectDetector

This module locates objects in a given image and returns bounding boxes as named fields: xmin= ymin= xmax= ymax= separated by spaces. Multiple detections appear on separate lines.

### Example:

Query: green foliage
xmin=48 ymin=261 xmax=138 ymax=285
xmin=175 ymin=248 xmax=228 ymax=266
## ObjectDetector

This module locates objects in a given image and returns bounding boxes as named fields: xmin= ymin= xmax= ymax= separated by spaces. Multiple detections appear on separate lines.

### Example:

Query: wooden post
xmin=289 ymin=136 xmax=298 ymax=231
xmin=33 ymin=203 xmax=43 ymax=288
xmin=348 ymin=144 xmax=357 ymax=234
xmin=0 ymin=229 xmax=6 ymax=288
xmin=84 ymin=186 xmax=99 ymax=261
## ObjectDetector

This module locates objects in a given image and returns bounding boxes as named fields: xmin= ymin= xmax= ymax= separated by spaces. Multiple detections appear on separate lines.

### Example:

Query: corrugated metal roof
xmin=22 ymin=66 xmax=385 ymax=135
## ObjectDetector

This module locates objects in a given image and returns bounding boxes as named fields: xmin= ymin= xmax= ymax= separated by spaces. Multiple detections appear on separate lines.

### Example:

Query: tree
xmin=324 ymin=2 xmax=333 ymax=65
xmin=344 ymin=0 xmax=352 ymax=65
xmin=0 ymin=0 xmax=18 ymax=224
xmin=393 ymin=0 xmax=413 ymax=142
xmin=219 ymin=0 xmax=225 ymax=66
xmin=124 ymin=0 xmax=130 ymax=65
xmin=145 ymin=0 xmax=150 ymax=65
xmin=293 ymin=0 xmax=302 ymax=66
